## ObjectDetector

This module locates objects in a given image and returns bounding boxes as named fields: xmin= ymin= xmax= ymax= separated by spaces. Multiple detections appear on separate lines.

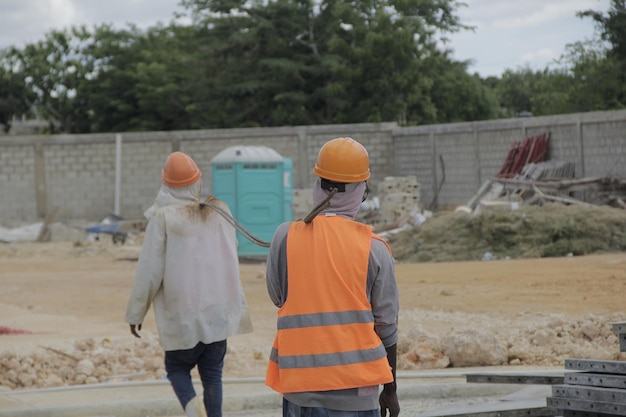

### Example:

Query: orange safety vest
xmin=266 ymin=215 xmax=393 ymax=393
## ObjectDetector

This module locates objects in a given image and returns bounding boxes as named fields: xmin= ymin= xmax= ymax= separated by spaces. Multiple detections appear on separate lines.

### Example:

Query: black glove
xmin=130 ymin=323 xmax=142 ymax=338
xmin=380 ymin=383 xmax=399 ymax=417
xmin=379 ymin=343 xmax=400 ymax=417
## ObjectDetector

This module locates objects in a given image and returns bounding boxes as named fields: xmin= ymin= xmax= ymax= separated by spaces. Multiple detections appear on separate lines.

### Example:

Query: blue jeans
xmin=283 ymin=398 xmax=379 ymax=417
xmin=165 ymin=340 xmax=227 ymax=417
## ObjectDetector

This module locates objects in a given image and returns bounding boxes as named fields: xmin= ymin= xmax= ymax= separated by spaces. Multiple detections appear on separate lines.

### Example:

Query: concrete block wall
xmin=0 ymin=144 xmax=38 ymax=223
xmin=394 ymin=123 xmax=516 ymax=209
xmin=435 ymin=130 xmax=478 ymax=209
xmin=393 ymin=133 xmax=433 ymax=208
xmin=582 ymin=119 xmax=626 ymax=177
xmin=0 ymin=111 xmax=624 ymax=226
xmin=117 ymin=137 xmax=173 ymax=219
xmin=0 ymin=123 xmax=396 ymax=225
xmin=44 ymin=142 xmax=116 ymax=221
xmin=476 ymin=128 xmax=519 ymax=183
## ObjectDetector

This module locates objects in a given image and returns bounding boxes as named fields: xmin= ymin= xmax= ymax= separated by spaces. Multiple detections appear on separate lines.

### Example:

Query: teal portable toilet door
xmin=235 ymin=159 xmax=284 ymax=257
xmin=283 ymin=157 xmax=294 ymax=222
xmin=211 ymin=160 xmax=236 ymax=221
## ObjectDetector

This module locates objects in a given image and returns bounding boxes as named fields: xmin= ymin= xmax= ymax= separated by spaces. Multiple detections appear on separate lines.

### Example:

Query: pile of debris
xmin=357 ymin=176 xmax=426 ymax=233
xmin=466 ymin=162 xmax=626 ymax=214
xmin=465 ymin=132 xmax=626 ymax=213
xmin=2 ymin=311 xmax=625 ymax=389
xmin=495 ymin=132 xmax=550 ymax=179
xmin=0 ymin=336 xmax=166 ymax=389
xmin=381 ymin=133 xmax=626 ymax=263
xmin=399 ymin=311 xmax=626 ymax=370
xmin=386 ymin=201 xmax=626 ymax=263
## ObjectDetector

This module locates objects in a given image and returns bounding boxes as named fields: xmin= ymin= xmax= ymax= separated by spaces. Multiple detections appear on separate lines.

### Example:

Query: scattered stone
xmin=441 ymin=329 xmax=508 ymax=367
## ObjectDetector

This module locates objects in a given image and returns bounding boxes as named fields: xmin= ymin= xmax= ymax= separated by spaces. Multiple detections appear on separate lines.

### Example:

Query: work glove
xmin=379 ymin=382 xmax=400 ymax=417
xmin=130 ymin=323 xmax=142 ymax=338
xmin=380 ymin=343 xmax=400 ymax=417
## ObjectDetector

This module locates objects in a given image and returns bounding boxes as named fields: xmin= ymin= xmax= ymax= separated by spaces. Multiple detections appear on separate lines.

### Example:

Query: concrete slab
xmin=0 ymin=370 xmax=550 ymax=417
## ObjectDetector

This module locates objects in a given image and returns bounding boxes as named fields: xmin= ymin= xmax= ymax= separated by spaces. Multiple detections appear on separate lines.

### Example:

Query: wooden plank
xmin=565 ymin=373 xmax=626 ymax=389
xmin=552 ymin=384 xmax=626 ymax=404
xmin=494 ymin=176 xmax=603 ymax=191
xmin=566 ymin=359 xmax=626 ymax=375
xmin=466 ymin=372 xmax=564 ymax=385
xmin=547 ymin=397 xmax=626 ymax=416
xmin=465 ymin=180 xmax=494 ymax=209
xmin=416 ymin=399 xmax=552 ymax=417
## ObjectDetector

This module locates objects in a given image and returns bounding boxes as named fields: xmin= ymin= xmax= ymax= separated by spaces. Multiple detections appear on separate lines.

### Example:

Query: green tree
xmin=1 ymin=23 xmax=203 ymax=133
xmin=185 ymin=0 xmax=328 ymax=127
xmin=425 ymin=55 xmax=498 ymax=123
xmin=576 ymin=0 xmax=626 ymax=108
xmin=579 ymin=0 xmax=626 ymax=62
xmin=0 ymin=0 xmax=505 ymax=133
xmin=181 ymin=0 xmax=473 ymax=126
xmin=3 ymin=27 xmax=103 ymax=133
xmin=557 ymin=39 xmax=623 ymax=112
xmin=0 ymin=58 xmax=34 ymax=132
xmin=493 ymin=67 xmax=575 ymax=118
xmin=87 ymin=24 xmax=201 ymax=132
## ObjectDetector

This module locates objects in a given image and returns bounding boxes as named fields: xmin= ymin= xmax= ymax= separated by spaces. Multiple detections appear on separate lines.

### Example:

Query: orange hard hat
xmin=313 ymin=137 xmax=370 ymax=183
xmin=161 ymin=151 xmax=201 ymax=187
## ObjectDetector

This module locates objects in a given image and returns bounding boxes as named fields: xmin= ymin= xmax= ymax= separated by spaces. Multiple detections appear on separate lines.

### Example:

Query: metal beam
xmin=548 ymin=397 xmax=626 ymax=416
xmin=416 ymin=399 xmax=552 ymax=417
xmin=565 ymin=372 xmax=626 ymax=389
xmin=566 ymin=359 xmax=626 ymax=375
xmin=466 ymin=373 xmax=564 ymax=385
xmin=553 ymin=384 xmax=626 ymax=404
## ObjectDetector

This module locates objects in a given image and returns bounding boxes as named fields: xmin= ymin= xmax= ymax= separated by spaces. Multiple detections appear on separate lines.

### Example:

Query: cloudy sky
xmin=448 ymin=0 xmax=610 ymax=76
xmin=0 ymin=0 xmax=611 ymax=77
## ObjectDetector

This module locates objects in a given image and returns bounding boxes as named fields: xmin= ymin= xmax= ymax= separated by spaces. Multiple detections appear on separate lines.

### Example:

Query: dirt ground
xmin=1 ymin=238 xmax=625 ymax=389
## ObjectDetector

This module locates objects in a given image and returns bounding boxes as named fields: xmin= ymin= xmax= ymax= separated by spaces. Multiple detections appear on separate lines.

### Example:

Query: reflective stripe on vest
xmin=265 ymin=215 xmax=393 ymax=393
xmin=278 ymin=310 xmax=374 ymax=329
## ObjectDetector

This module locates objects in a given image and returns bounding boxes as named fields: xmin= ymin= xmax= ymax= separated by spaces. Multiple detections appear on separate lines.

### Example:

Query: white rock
xmin=76 ymin=359 xmax=95 ymax=376
xmin=441 ymin=329 xmax=508 ymax=367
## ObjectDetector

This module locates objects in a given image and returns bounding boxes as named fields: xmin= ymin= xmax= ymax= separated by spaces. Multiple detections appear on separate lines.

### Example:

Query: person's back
xmin=265 ymin=137 xmax=400 ymax=417
xmin=126 ymin=151 xmax=251 ymax=417
xmin=146 ymin=196 xmax=244 ymax=350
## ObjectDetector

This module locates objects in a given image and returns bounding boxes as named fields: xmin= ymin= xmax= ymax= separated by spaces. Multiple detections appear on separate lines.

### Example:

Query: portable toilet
xmin=211 ymin=146 xmax=293 ymax=258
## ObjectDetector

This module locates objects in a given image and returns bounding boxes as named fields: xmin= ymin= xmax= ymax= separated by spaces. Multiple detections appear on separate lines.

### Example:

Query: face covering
xmin=312 ymin=177 xmax=366 ymax=220
xmin=144 ymin=179 xmax=202 ymax=220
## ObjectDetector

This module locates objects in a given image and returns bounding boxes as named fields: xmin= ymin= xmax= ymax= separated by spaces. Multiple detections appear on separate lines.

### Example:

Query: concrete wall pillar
xmin=33 ymin=141 xmax=47 ymax=219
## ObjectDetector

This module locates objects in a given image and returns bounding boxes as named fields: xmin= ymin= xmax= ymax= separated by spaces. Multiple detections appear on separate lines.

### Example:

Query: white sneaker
xmin=184 ymin=396 xmax=207 ymax=417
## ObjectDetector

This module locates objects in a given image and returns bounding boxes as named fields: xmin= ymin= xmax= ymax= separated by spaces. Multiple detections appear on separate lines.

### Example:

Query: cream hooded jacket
xmin=125 ymin=180 xmax=251 ymax=351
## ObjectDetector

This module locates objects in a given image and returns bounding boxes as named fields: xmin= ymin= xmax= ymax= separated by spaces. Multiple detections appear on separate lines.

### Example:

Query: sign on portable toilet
xmin=211 ymin=146 xmax=293 ymax=258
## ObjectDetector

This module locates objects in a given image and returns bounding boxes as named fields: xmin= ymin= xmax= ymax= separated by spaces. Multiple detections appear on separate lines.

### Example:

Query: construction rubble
xmin=1 ymin=305 xmax=625 ymax=390
xmin=354 ymin=134 xmax=626 ymax=263
xmin=464 ymin=161 xmax=626 ymax=214
xmin=464 ymin=132 xmax=626 ymax=212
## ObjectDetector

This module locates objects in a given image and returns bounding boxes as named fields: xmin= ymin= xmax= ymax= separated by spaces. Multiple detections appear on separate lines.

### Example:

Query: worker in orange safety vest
xmin=265 ymin=137 xmax=400 ymax=417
